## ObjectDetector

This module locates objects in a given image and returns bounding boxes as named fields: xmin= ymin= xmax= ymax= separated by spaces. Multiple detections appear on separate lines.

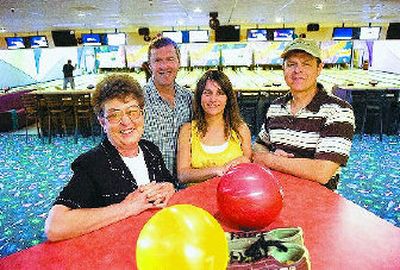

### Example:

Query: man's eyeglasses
xmin=103 ymin=105 xmax=143 ymax=124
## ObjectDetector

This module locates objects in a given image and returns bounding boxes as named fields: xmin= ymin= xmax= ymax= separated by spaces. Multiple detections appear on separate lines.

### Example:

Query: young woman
xmin=177 ymin=69 xmax=252 ymax=185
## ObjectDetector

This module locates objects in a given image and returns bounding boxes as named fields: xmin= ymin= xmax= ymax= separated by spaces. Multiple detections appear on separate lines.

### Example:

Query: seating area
xmin=348 ymin=89 xmax=400 ymax=140
xmin=0 ymin=90 xmax=34 ymax=132
xmin=7 ymin=90 xmax=98 ymax=143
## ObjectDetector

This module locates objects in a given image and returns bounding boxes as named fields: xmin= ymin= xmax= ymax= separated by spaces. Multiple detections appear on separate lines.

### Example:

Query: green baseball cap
xmin=281 ymin=38 xmax=321 ymax=60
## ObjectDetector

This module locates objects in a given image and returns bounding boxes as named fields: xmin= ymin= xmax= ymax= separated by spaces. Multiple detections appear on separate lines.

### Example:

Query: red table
xmin=1 ymin=171 xmax=400 ymax=269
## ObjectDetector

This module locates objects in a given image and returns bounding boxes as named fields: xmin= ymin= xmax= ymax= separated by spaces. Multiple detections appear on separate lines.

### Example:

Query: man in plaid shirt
xmin=143 ymin=37 xmax=193 ymax=177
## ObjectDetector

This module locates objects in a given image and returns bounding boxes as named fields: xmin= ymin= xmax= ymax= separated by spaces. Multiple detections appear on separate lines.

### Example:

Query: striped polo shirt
xmin=256 ymin=85 xmax=355 ymax=189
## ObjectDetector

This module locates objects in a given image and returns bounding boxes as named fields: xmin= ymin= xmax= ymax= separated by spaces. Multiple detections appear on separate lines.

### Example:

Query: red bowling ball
xmin=217 ymin=163 xmax=283 ymax=230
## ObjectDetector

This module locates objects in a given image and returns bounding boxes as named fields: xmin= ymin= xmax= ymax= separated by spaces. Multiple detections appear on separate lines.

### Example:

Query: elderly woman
xmin=45 ymin=74 xmax=176 ymax=241
xmin=177 ymin=69 xmax=252 ymax=185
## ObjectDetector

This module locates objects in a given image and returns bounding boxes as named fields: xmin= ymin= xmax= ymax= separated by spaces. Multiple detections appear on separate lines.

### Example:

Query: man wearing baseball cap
xmin=253 ymin=38 xmax=355 ymax=190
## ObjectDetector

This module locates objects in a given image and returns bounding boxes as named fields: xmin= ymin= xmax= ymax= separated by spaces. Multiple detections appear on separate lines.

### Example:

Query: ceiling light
xmin=314 ymin=4 xmax=323 ymax=10
xmin=193 ymin=7 xmax=201 ymax=13
xmin=373 ymin=13 xmax=382 ymax=20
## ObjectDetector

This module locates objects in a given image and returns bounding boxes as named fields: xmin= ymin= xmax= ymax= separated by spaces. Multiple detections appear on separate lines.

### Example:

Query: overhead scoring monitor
xmin=359 ymin=26 xmax=381 ymax=40
xmin=81 ymin=33 xmax=102 ymax=46
xmin=5 ymin=37 xmax=25 ymax=49
xmin=247 ymin=29 xmax=268 ymax=41
xmin=29 ymin=36 xmax=49 ymax=48
xmin=162 ymin=31 xmax=183 ymax=43
xmin=106 ymin=33 xmax=126 ymax=46
xmin=188 ymin=30 xmax=209 ymax=43
xmin=273 ymin=29 xmax=294 ymax=41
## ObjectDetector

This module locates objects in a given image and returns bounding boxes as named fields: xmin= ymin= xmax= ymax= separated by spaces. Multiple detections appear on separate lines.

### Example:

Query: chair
xmin=43 ymin=95 xmax=69 ymax=143
xmin=359 ymin=90 xmax=387 ymax=141
xmin=390 ymin=91 xmax=400 ymax=135
xmin=20 ymin=94 xmax=43 ymax=143
xmin=237 ymin=91 xmax=260 ymax=136
xmin=255 ymin=91 xmax=287 ymax=135
xmin=72 ymin=94 xmax=95 ymax=143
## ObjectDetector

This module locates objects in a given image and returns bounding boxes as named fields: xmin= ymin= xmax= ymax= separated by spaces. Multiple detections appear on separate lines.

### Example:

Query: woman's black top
xmin=54 ymin=138 xmax=177 ymax=209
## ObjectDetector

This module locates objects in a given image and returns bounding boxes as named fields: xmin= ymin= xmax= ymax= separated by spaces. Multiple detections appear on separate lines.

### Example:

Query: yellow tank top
xmin=191 ymin=121 xmax=244 ymax=169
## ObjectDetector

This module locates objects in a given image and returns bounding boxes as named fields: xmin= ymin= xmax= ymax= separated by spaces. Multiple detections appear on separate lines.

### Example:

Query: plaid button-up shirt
xmin=143 ymin=79 xmax=193 ymax=176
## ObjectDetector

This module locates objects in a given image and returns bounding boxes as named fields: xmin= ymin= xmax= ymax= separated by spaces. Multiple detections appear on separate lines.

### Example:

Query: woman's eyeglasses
xmin=103 ymin=105 xmax=143 ymax=124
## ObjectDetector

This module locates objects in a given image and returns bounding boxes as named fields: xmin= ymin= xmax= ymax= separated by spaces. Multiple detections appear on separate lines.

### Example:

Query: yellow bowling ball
xmin=136 ymin=204 xmax=228 ymax=270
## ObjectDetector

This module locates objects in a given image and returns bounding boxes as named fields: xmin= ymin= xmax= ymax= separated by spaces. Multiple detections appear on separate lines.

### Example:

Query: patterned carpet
xmin=0 ymin=133 xmax=399 ymax=258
